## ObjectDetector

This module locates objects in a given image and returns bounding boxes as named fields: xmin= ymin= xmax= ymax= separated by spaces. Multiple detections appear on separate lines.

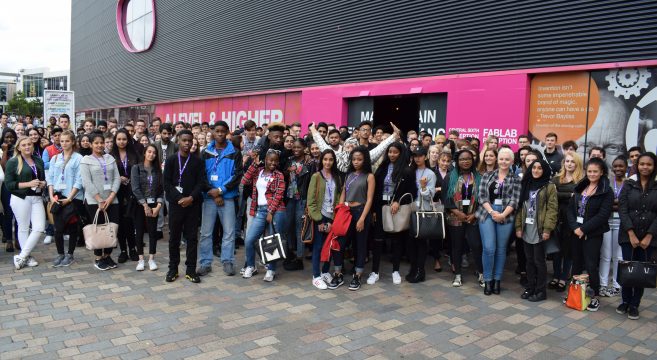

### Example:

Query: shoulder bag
xmin=83 ymin=209 xmax=118 ymax=250
xmin=617 ymin=248 xmax=657 ymax=288
xmin=258 ymin=223 xmax=287 ymax=264
xmin=411 ymin=195 xmax=445 ymax=240
xmin=382 ymin=193 xmax=414 ymax=233
xmin=301 ymin=175 xmax=321 ymax=244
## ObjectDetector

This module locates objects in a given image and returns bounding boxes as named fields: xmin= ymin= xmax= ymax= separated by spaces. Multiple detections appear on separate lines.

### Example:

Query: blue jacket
xmin=202 ymin=140 xmax=243 ymax=199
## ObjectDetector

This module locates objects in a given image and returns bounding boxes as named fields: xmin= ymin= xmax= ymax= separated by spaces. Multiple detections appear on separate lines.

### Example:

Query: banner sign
xmin=44 ymin=90 xmax=75 ymax=125
xmin=418 ymin=94 xmax=447 ymax=137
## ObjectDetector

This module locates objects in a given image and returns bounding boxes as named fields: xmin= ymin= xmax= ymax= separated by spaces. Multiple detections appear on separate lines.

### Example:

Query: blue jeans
xmin=479 ymin=204 xmax=514 ymax=281
xmin=312 ymin=216 xmax=332 ymax=278
xmin=286 ymin=198 xmax=306 ymax=256
xmin=199 ymin=198 xmax=236 ymax=267
xmin=244 ymin=206 xmax=287 ymax=271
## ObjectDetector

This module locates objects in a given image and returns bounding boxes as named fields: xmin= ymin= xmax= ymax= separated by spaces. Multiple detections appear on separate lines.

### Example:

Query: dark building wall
xmin=71 ymin=0 xmax=657 ymax=110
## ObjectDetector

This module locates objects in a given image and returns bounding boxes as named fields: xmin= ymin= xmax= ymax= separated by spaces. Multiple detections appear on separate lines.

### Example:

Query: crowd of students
xmin=1 ymin=112 xmax=656 ymax=321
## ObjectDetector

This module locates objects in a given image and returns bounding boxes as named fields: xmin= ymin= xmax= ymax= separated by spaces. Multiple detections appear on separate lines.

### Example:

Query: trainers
xmin=599 ymin=286 xmax=609 ymax=297
xmin=348 ymin=274 xmax=361 ymax=291
xmin=452 ymin=274 xmax=463 ymax=287
xmin=94 ymin=258 xmax=111 ymax=271
xmin=43 ymin=235 xmax=53 ymax=244
xmin=313 ymin=276 xmax=328 ymax=290
xmin=392 ymin=271 xmax=402 ymax=285
xmin=223 ymin=262 xmax=235 ymax=276
xmin=616 ymin=303 xmax=629 ymax=314
xmin=129 ymin=249 xmax=139 ymax=261
xmin=327 ymin=273 xmax=344 ymax=290
xmin=321 ymin=272 xmax=333 ymax=284
xmin=13 ymin=255 xmax=26 ymax=270
xmin=461 ymin=254 xmax=469 ymax=268
xmin=366 ymin=272 xmax=379 ymax=285
xmin=53 ymin=254 xmax=65 ymax=267
xmin=148 ymin=259 xmax=158 ymax=271
xmin=197 ymin=265 xmax=212 ymax=276
xmin=117 ymin=251 xmax=128 ymax=263
xmin=165 ymin=270 xmax=179 ymax=282
xmin=60 ymin=254 xmax=74 ymax=267
xmin=587 ymin=298 xmax=600 ymax=312
xmin=240 ymin=266 xmax=246 ymax=275
xmin=26 ymin=256 xmax=38 ymax=267
xmin=263 ymin=270 xmax=275 ymax=282
xmin=628 ymin=306 xmax=640 ymax=320
xmin=106 ymin=257 xmax=118 ymax=269
xmin=186 ymin=273 xmax=201 ymax=283
xmin=478 ymin=273 xmax=485 ymax=288
xmin=242 ymin=266 xmax=257 ymax=279
xmin=608 ymin=287 xmax=620 ymax=297
xmin=136 ymin=260 xmax=145 ymax=271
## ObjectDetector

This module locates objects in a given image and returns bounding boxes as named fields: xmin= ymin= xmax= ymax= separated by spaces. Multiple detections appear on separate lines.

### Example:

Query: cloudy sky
xmin=0 ymin=0 xmax=71 ymax=72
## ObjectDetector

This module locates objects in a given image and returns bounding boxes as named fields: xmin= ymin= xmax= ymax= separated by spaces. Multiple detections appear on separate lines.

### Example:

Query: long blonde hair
xmin=13 ymin=136 xmax=32 ymax=175
xmin=557 ymin=152 xmax=584 ymax=183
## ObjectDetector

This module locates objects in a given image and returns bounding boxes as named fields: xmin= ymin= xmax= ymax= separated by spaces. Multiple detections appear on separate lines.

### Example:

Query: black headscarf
xmin=520 ymin=159 xmax=551 ymax=203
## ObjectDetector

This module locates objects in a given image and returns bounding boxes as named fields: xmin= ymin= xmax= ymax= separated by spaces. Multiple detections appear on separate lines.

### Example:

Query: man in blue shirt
xmin=198 ymin=121 xmax=243 ymax=276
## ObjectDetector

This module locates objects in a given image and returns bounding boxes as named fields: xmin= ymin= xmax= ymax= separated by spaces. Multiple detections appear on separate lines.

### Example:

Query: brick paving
xmin=2 ymin=237 xmax=657 ymax=359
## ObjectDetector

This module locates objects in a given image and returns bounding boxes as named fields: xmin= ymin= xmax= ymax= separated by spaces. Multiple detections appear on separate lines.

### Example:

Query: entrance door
xmin=373 ymin=95 xmax=419 ymax=136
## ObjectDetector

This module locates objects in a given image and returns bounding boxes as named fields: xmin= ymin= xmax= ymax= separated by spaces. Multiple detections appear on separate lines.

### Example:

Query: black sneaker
xmin=616 ymin=303 xmax=629 ymax=315
xmin=105 ymin=256 xmax=118 ymax=269
xmin=587 ymin=298 xmax=600 ymax=312
xmin=94 ymin=258 xmax=110 ymax=271
xmin=327 ymin=273 xmax=344 ymax=290
xmin=628 ymin=306 xmax=640 ymax=320
xmin=117 ymin=251 xmax=128 ymax=263
xmin=129 ymin=248 xmax=139 ymax=261
xmin=165 ymin=270 xmax=179 ymax=282
xmin=186 ymin=273 xmax=201 ymax=283
xmin=348 ymin=274 xmax=361 ymax=291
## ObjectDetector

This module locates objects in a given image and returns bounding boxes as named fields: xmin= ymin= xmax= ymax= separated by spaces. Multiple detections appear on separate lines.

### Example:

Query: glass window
xmin=123 ymin=0 xmax=154 ymax=52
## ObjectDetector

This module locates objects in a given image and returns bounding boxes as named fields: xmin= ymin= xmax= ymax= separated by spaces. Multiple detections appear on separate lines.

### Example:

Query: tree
xmin=6 ymin=91 xmax=43 ymax=117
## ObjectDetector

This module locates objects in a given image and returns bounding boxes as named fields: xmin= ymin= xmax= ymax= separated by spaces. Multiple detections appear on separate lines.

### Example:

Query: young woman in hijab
xmin=515 ymin=159 xmax=558 ymax=302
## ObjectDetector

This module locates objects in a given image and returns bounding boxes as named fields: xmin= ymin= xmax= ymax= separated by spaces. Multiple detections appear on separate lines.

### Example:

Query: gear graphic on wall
xmin=605 ymin=67 xmax=651 ymax=99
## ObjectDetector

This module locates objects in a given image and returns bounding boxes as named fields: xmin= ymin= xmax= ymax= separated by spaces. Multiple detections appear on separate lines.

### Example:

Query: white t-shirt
xmin=256 ymin=170 xmax=271 ymax=206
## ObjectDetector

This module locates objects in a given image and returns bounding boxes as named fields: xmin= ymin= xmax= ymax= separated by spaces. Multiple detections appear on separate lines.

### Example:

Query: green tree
xmin=6 ymin=91 xmax=44 ymax=117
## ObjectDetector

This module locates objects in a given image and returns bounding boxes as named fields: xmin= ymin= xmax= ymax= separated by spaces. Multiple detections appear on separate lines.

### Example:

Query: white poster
xmin=44 ymin=90 xmax=75 ymax=129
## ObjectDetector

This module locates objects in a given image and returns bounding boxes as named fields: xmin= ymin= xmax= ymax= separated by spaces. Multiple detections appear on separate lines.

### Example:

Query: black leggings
xmin=117 ymin=201 xmax=136 ymax=253
xmin=333 ymin=205 xmax=369 ymax=273
xmin=134 ymin=203 xmax=159 ymax=255
xmin=85 ymin=204 xmax=119 ymax=257
xmin=54 ymin=199 xmax=83 ymax=255
xmin=572 ymin=234 xmax=603 ymax=296
xmin=448 ymin=223 xmax=483 ymax=275
xmin=524 ymin=241 xmax=547 ymax=290
xmin=371 ymin=207 xmax=404 ymax=273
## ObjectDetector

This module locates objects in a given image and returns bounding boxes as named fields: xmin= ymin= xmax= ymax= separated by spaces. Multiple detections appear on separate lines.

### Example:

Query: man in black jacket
xmin=163 ymin=130 xmax=206 ymax=283
xmin=543 ymin=132 xmax=563 ymax=176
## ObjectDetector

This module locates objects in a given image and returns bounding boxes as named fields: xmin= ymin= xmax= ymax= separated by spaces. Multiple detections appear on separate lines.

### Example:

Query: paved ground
xmin=1 ymin=237 xmax=657 ymax=360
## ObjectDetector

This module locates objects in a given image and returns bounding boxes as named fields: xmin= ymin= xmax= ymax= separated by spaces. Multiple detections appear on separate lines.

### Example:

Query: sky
xmin=0 ymin=0 xmax=71 ymax=73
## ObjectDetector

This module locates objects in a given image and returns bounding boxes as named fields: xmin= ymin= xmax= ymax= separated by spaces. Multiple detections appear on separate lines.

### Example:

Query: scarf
xmin=520 ymin=159 xmax=551 ymax=203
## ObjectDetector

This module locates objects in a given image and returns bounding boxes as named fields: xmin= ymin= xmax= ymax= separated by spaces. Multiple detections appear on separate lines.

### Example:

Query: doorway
xmin=373 ymin=95 xmax=419 ymax=136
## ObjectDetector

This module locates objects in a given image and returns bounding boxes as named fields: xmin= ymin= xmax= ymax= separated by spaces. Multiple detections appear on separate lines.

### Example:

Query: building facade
xmin=71 ymin=0 xmax=657 ymax=155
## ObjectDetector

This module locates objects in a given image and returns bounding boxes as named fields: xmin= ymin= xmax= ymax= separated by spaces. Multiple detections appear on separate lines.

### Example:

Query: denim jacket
xmin=45 ymin=152 xmax=84 ymax=200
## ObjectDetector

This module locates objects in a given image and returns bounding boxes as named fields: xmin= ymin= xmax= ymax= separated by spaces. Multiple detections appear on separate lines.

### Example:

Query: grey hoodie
xmin=80 ymin=154 xmax=121 ymax=205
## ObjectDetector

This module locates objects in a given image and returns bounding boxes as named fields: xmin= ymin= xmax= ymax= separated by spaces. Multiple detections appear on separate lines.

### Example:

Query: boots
xmin=407 ymin=268 xmax=425 ymax=283
xmin=529 ymin=288 xmax=547 ymax=302
xmin=484 ymin=281 xmax=493 ymax=296
xmin=405 ymin=264 xmax=418 ymax=282
xmin=521 ymin=288 xmax=534 ymax=300
xmin=493 ymin=280 xmax=501 ymax=295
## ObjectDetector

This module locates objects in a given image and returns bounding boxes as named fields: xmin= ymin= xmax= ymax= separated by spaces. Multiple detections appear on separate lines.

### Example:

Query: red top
xmin=241 ymin=161 xmax=286 ymax=216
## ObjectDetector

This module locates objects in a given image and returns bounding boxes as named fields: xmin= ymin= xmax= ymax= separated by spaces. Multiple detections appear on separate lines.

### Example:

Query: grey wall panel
xmin=71 ymin=0 xmax=657 ymax=110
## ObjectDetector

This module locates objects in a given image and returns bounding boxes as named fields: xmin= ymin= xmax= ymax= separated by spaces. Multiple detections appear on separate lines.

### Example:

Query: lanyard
xmin=121 ymin=156 xmax=128 ymax=175
xmin=463 ymin=174 xmax=471 ymax=198
xmin=528 ymin=190 xmax=539 ymax=215
xmin=613 ymin=178 xmax=623 ymax=199
xmin=93 ymin=155 xmax=108 ymax=182
xmin=495 ymin=179 xmax=505 ymax=196
xmin=212 ymin=147 xmax=225 ymax=171
xmin=579 ymin=186 xmax=596 ymax=216
xmin=23 ymin=157 xmax=38 ymax=178
xmin=148 ymin=174 xmax=153 ymax=191
xmin=384 ymin=164 xmax=393 ymax=193
xmin=345 ymin=173 xmax=361 ymax=193
xmin=59 ymin=154 xmax=70 ymax=180
xmin=326 ymin=175 xmax=334 ymax=201
xmin=177 ymin=152 xmax=190 ymax=185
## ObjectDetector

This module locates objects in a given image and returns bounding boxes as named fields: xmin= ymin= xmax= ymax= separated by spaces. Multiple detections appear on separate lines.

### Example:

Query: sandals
xmin=556 ymin=281 xmax=567 ymax=292
xmin=548 ymin=279 xmax=559 ymax=289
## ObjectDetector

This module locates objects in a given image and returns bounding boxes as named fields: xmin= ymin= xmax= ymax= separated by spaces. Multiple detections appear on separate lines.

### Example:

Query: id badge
xmin=56 ymin=183 xmax=66 ymax=190
xmin=613 ymin=212 xmax=619 ymax=219
xmin=494 ymin=199 xmax=503 ymax=206
xmin=176 ymin=186 xmax=183 ymax=194
xmin=103 ymin=184 xmax=111 ymax=190
xmin=34 ymin=187 xmax=41 ymax=193
xmin=211 ymin=175 xmax=219 ymax=181
xmin=147 ymin=198 xmax=155 ymax=204
xmin=461 ymin=199 xmax=471 ymax=206
xmin=525 ymin=218 xmax=535 ymax=225
xmin=576 ymin=216 xmax=584 ymax=224
xmin=382 ymin=194 xmax=390 ymax=201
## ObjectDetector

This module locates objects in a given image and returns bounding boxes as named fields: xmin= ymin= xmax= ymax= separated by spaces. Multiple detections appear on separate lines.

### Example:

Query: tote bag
xmin=564 ymin=275 xmax=591 ymax=311
xmin=617 ymin=249 xmax=657 ymax=288
xmin=410 ymin=197 xmax=445 ymax=240
xmin=258 ymin=223 xmax=287 ymax=264
xmin=382 ymin=193 xmax=414 ymax=232
xmin=83 ymin=209 xmax=118 ymax=250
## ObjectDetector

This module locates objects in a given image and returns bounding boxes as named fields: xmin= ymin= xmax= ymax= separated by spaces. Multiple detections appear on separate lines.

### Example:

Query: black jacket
xmin=282 ymin=157 xmax=315 ymax=201
xmin=163 ymin=152 xmax=207 ymax=208
xmin=618 ymin=179 xmax=657 ymax=248
xmin=567 ymin=177 xmax=613 ymax=237
xmin=544 ymin=149 xmax=563 ymax=176
xmin=374 ymin=166 xmax=417 ymax=208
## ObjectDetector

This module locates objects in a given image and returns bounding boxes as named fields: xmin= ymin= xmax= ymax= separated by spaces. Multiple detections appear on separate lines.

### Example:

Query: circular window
xmin=116 ymin=0 xmax=155 ymax=52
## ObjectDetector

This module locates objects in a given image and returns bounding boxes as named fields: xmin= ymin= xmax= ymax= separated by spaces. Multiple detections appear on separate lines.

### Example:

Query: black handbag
xmin=544 ymin=225 xmax=560 ymax=255
xmin=300 ymin=211 xmax=314 ymax=244
xmin=258 ymin=223 xmax=287 ymax=264
xmin=617 ymin=248 xmax=657 ymax=289
xmin=410 ymin=197 xmax=445 ymax=240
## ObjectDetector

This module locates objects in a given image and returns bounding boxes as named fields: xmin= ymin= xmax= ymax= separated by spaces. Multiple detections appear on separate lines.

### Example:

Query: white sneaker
xmin=148 ymin=259 xmax=158 ymax=271
xmin=43 ymin=236 xmax=53 ymax=244
xmin=263 ymin=270 xmax=275 ymax=282
xmin=392 ymin=271 xmax=402 ymax=285
xmin=136 ymin=260 xmax=145 ymax=271
xmin=366 ymin=272 xmax=379 ymax=285
xmin=313 ymin=277 xmax=328 ymax=290
xmin=478 ymin=273 xmax=485 ymax=288
xmin=452 ymin=274 xmax=462 ymax=287
xmin=26 ymin=256 xmax=39 ymax=267
xmin=242 ymin=266 xmax=256 ymax=278
xmin=321 ymin=272 xmax=333 ymax=284
xmin=13 ymin=255 xmax=26 ymax=270
xmin=599 ymin=286 xmax=608 ymax=297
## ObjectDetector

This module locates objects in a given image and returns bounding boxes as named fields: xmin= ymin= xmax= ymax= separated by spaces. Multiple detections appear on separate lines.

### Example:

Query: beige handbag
xmin=83 ymin=209 xmax=118 ymax=250
xmin=382 ymin=193 xmax=415 ymax=233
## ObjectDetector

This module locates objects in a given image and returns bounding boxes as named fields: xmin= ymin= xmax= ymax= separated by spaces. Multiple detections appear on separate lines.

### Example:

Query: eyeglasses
xmin=458 ymin=158 xmax=473 ymax=162
xmin=267 ymin=149 xmax=281 ymax=156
